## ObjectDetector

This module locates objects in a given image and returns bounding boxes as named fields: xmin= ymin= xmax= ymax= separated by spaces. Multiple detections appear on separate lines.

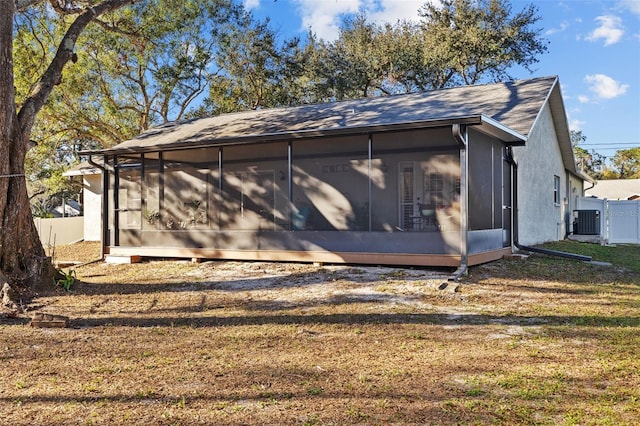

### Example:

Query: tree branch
xmin=17 ymin=0 xmax=140 ymax=144
xmin=47 ymin=0 xmax=83 ymax=15
xmin=28 ymin=188 xmax=46 ymax=200
xmin=15 ymin=0 xmax=45 ymax=12
xmin=93 ymin=17 xmax=139 ymax=36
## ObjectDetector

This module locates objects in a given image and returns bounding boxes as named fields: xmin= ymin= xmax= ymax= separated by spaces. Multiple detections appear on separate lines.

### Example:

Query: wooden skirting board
xmin=106 ymin=246 xmax=512 ymax=268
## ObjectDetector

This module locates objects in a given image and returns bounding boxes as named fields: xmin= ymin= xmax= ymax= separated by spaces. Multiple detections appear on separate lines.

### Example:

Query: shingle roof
xmin=586 ymin=179 xmax=640 ymax=200
xmin=87 ymin=76 xmax=561 ymax=155
xmin=62 ymin=161 xmax=101 ymax=176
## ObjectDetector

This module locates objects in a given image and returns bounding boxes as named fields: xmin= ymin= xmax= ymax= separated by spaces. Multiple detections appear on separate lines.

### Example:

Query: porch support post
xmin=368 ymin=133 xmax=373 ymax=232
xmin=158 ymin=152 xmax=164 ymax=228
xmin=113 ymin=155 xmax=120 ymax=247
xmin=217 ymin=148 xmax=223 ymax=227
xmin=451 ymin=124 xmax=468 ymax=280
xmin=86 ymin=154 xmax=110 ymax=259
xmin=140 ymin=153 xmax=145 ymax=233
xmin=101 ymin=156 xmax=110 ymax=256
xmin=288 ymin=141 xmax=293 ymax=230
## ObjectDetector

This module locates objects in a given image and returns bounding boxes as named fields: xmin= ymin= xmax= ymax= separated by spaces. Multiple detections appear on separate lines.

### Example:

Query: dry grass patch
xmin=1 ymin=242 xmax=639 ymax=425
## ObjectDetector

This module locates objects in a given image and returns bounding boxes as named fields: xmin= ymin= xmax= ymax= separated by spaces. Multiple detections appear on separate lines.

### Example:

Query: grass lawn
xmin=1 ymin=241 xmax=638 ymax=425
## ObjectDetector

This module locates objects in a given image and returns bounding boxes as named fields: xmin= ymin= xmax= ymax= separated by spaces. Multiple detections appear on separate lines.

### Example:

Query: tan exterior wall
xmin=35 ymin=216 xmax=84 ymax=248
xmin=83 ymin=174 xmax=102 ymax=241
xmin=513 ymin=102 xmax=568 ymax=245
xmin=35 ymin=173 xmax=102 ymax=247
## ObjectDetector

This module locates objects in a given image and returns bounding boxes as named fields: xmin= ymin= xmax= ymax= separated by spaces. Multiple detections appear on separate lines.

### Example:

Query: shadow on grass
xmin=69 ymin=312 xmax=640 ymax=329
xmin=72 ymin=257 xmax=638 ymax=298
xmin=72 ymin=267 xmax=450 ymax=296
xmin=0 ymin=386 xmax=543 ymax=426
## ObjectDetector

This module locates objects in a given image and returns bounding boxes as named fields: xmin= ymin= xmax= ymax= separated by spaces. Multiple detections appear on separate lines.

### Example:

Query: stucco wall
xmin=83 ymin=174 xmax=102 ymax=241
xmin=512 ymin=102 xmax=567 ymax=245
xmin=567 ymin=173 xmax=584 ymax=233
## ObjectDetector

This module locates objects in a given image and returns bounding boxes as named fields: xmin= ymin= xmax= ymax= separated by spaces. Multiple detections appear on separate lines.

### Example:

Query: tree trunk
xmin=0 ymin=2 xmax=55 ymax=291
xmin=1 ymin=0 xmax=140 ymax=292
xmin=0 ymin=127 xmax=56 ymax=291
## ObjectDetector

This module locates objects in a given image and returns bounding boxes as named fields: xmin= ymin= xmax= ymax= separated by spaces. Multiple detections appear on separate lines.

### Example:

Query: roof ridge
xmin=84 ymin=75 xmax=562 ymax=156
xmin=148 ymin=75 xmax=560 ymax=130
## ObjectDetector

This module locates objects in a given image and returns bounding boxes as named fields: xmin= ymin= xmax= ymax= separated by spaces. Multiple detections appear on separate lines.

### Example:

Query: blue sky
xmin=244 ymin=0 xmax=639 ymax=160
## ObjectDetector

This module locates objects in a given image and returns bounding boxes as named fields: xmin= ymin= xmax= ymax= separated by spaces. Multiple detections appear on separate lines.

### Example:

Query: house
xmin=62 ymin=162 xmax=103 ymax=241
xmin=52 ymin=199 xmax=81 ymax=217
xmin=80 ymin=76 xmax=587 ymax=272
xmin=585 ymin=179 xmax=640 ymax=200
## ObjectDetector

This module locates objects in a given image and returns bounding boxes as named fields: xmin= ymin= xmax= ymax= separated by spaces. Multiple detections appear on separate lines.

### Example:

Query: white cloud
xmin=569 ymin=118 xmax=586 ymax=132
xmin=578 ymin=95 xmax=590 ymax=103
xmin=585 ymin=74 xmax=629 ymax=99
xmin=244 ymin=0 xmax=260 ymax=10
xmin=292 ymin=0 xmax=360 ymax=39
xmin=545 ymin=21 xmax=569 ymax=36
xmin=292 ymin=0 xmax=428 ymax=41
xmin=619 ymin=0 xmax=640 ymax=15
xmin=366 ymin=0 xmax=426 ymax=25
xmin=586 ymin=15 xmax=624 ymax=46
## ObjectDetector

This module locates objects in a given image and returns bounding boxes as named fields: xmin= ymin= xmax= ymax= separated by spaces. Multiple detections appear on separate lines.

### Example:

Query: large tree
xmin=15 ymin=0 xmax=242 ymax=222
xmin=604 ymin=147 xmax=640 ymax=179
xmin=0 ymin=0 xmax=142 ymax=291
xmin=202 ymin=16 xmax=306 ymax=115
xmin=571 ymin=130 xmax=606 ymax=179
xmin=418 ymin=0 xmax=548 ymax=87
xmin=294 ymin=0 xmax=547 ymax=102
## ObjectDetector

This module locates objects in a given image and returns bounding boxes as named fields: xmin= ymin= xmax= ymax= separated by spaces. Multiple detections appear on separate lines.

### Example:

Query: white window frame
xmin=553 ymin=175 xmax=561 ymax=206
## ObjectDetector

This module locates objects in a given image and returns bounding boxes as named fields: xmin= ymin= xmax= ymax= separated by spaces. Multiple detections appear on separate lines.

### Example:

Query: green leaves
xmin=609 ymin=148 xmax=640 ymax=179
xmin=203 ymin=16 xmax=308 ymax=114
xmin=418 ymin=0 xmax=548 ymax=86
xmin=296 ymin=0 xmax=548 ymax=99
xmin=572 ymin=130 xmax=606 ymax=179
xmin=572 ymin=130 xmax=639 ymax=179
xmin=13 ymin=1 xmax=245 ymax=215
xmin=54 ymin=268 xmax=76 ymax=292
xmin=13 ymin=0 xmax=552 ymax=215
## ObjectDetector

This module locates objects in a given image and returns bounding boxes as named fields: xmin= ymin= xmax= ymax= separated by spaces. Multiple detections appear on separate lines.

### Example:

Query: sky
xmin=243 ymin=0 xmax=640 ymax=160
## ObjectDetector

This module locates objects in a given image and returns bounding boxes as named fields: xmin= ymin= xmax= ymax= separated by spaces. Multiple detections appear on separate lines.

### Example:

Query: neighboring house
xmin=63 ymin=162 xmax=102 ymax=241
xmin=585 ymin=179 xmax=640 ymax=200
xmin=81 ymin=76 xmax=586 ymax=269
xmin=52 ymin=199 xmax=81 ymax=217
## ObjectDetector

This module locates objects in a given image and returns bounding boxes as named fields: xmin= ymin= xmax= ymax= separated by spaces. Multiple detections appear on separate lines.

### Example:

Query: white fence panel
xmin=577 ymin=197 xmax=606 ymax=212
xmin=575 ymin=198 xmax=640 ymax=244
xmin=608 ymin=200 xmax=640 ymax=244
xmin=35 ymin=216 xmax=84 ymax=248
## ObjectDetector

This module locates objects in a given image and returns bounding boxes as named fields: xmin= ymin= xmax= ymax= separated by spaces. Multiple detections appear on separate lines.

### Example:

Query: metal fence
xmin=576 ymin=198 xmax=640 ymax=244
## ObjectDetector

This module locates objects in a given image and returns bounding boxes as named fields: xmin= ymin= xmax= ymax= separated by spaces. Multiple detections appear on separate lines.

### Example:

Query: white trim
xmin=479 ymin=115 xmax=527 ymax=144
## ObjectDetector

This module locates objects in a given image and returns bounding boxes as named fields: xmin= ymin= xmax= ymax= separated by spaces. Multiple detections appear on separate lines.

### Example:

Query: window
xmin=396 ymin=160 xmax=460 ymax=232
xmin=398 ymin=163 xmax=414 ymax=230
xmin=553 ymin=175 xmax=561 ymax=205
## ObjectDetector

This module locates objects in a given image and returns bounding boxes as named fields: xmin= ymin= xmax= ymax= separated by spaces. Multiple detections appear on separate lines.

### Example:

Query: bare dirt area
xmin=48 ymin=241 xmax=102 ymax=265
xmin=1 ymin=242 xmax=639 ymax=425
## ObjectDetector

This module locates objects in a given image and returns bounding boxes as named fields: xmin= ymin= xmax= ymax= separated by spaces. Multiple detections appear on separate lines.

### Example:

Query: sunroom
xmin=90 ymin=111 xmax=522 ymax=269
